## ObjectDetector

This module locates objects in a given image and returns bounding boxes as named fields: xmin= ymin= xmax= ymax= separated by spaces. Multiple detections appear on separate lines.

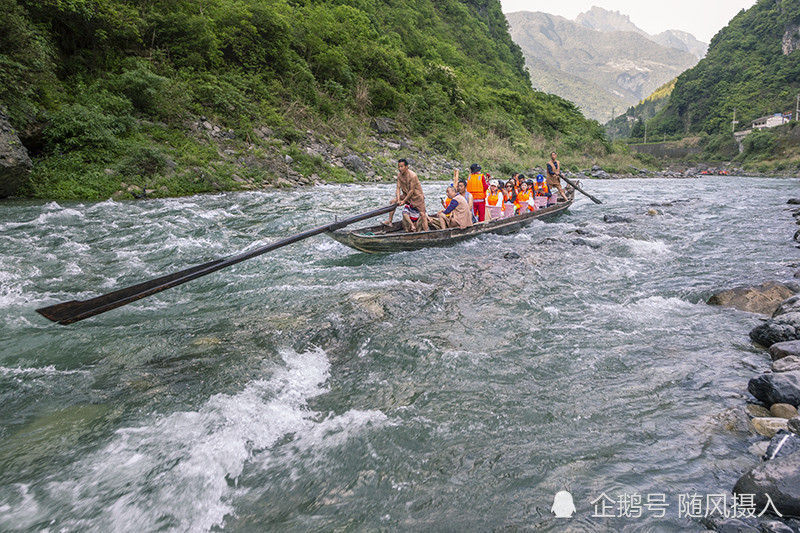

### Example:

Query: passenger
xmin=545 ymin=151 xmax=569 ymax=201
xmin=466 ymin=163 xmax=489 ymax=222
xmin=401 ymin=204 xmax=421 ymax=232
xmin=514 ymin=177 xmax=533 ymax=214
xmin=533 ymin=174 xmax=551 ymax=209
xmin=432 ymin=186 xmax=473 ymax=229
xmin=384 ymin=158 xmax=429 ymax=231
xmin=455 ymin=177 xmax=476 ymax=222
xmin=485 ymin=180 xmax=504 ymax=220
xmin=502 ymin=181 xmax=516 ymax=218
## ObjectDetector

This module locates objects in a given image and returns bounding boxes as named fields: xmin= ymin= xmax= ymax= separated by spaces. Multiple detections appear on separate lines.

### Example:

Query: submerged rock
xmin=708 ymin=282 xmax=795 ymax=315
xmin=603 ymin=214 xmax=633 ymax=223
xmin=733 ymin=450 xmax=800 ymax=518
xmin=748 ymin=371 xmax=800 ymax=406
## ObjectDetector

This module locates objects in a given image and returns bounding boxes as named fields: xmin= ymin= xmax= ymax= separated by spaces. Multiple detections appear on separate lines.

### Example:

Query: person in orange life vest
xmin=501 ymin=181 xmax=516 ymax=218
xmin=433 ymin=186 xmax=473 ymax=229
xmin=545 ymin=151 xmax=569 ymax=201
xmin=466 ymin=163 xmax=489 ymax=222
xmin=485 ymin=180 xmax=504 ymax=220
xmin=533 ymin=174 xmax=551 ymax=209
xmin=514 ymin=177 xmax=534 ymax=213
xmin=384 ymin=158 xmax=429 ymax=231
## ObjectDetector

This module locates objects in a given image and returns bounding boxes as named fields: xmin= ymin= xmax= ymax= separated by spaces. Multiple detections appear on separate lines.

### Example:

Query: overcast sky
xmin=500 ymin=0 xmax=758 ymax=43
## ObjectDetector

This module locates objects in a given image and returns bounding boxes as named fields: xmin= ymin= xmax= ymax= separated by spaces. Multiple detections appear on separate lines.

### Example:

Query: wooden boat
xmin=327 ymin=186 xmax=575 ymax=253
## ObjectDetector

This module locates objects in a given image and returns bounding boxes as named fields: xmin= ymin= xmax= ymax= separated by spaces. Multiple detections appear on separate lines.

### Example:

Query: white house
xmin=752 ymin=113 xmax=792 ymax=130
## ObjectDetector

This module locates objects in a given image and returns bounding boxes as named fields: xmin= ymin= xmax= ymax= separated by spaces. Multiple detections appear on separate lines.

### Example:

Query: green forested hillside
xmin=650 ymin=0 xmax=800 ymax=136
xmin=0 ymin=0 xmax=609 ymax=199
xmin=606 ymin=79 xmax=675 ymax=140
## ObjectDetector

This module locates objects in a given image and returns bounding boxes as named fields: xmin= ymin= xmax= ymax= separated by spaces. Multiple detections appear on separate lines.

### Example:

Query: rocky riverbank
xmin=703 ymin=200 xmax=800 ymax=532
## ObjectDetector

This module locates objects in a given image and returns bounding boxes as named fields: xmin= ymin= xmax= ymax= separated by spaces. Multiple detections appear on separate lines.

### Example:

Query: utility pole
xmin=732 ymin=107 xmax=738 ymax=133
xmin=796 ymin=94 xmax=799 ymax=121
xmin=611 ymin=107 xmax=615 ymax=142
xmin=644 ymin=121 xmax=647 ymax=144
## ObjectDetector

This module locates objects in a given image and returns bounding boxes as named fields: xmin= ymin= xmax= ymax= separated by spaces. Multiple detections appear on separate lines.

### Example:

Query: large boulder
xmin=748 ymin=371 xmax=800 ymax=406
xmin=0 ymin=109 xmax=32 ymax=198
xmin=708 ymin=282 xmax=795 ymax=315
xmin=733 ymin=450 xmax=800 ymax=518
xmin=343 ymin=154 xmax=367 ymax=173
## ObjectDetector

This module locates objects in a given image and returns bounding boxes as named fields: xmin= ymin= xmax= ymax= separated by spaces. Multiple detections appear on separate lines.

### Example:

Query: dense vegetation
xmin=0 ymin=0 xmax=614 ymax=199
xmin=606 ymin=79 xmax=675 ymax=140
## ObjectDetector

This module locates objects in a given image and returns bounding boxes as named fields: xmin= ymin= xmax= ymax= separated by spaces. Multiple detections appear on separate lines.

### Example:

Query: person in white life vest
xmin=485 ymin=180 xmax=504 ymax=220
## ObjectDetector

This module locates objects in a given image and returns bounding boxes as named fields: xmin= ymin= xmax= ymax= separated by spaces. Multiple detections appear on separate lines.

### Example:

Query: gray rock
xmin=371 ymin=117 xmax=398 ymax=134
xmin=770 ymin=341 xmax=800 ymax=361
xmin=747 ymin=404 xmax=773 ymax=418
xmin=603 ymin=214 xmax=633 ymax=223
xmin=700 ymin=517 xmax=759 ymax=532
xmin=708 ymin=282 xmax=795 ymax=315
xmin=759 ymin=519 xmax=796 ymax=533
xmin=0 ymin=109 xmax=32 ymax=198
xmin=788 ymin=199 xmax=800 ymax=205
xmin=773 ymin=295 xmax=800 ymax=318
xmin=571 ymin=238 xmax=601 ymax=249
xmin=284 ymin=154 xmax=293 ymax=164
xmin=733 ymin=450 xmax=800 ymax=518
xmin=774 ymin=357 xmax=800 ymax=373
xmin=343 ymin=154 xmax=367 ymax=173
xmin=749 ymin=371 xmax=800 ymax=406
xmin=789 ymin=418 xmax=800 ymax=435
xmin=764 ymin=431 xmax=800 ymax=460
xmin=750 ymin=313 xmax=800 ymax=347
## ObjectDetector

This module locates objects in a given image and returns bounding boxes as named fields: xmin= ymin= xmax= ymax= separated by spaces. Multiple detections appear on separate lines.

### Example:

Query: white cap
xmin=489 ymin=179 xmax=499 ymax=187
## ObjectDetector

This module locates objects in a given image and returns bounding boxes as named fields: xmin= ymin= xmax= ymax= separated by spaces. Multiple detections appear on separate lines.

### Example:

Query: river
xmin=0 ymin=176 xmax=798 ymax=532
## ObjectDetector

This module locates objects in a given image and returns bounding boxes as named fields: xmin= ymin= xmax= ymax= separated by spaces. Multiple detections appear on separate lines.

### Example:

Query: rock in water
xmin=748 ymin=371 xmax=800 ymax=406
xmin=750 ymin=313 xmax=800 ymax=347
xmin=770 ymin=341 xmax=800 ymax=361
xmin=707 ymin=282 xmax=795 ymax=315
xmin=0 ymin=109 xmax=32 ymax=198
xmin=733 ymin=450 xmax=800 ymax=518
xmin=603 ymin=214 xmax=633 ymax=223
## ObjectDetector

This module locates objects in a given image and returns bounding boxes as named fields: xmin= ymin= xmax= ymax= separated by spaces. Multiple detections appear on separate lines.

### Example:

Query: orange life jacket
xmin=534 ymin=182 xmax=550 ymax=196
xmin=487 ymin=191 xmax=502 ymax=206
xmin=515 ymin=190 xmax=532 ymax=211
xmin=466 ymin=173 xmax=486 ymax=200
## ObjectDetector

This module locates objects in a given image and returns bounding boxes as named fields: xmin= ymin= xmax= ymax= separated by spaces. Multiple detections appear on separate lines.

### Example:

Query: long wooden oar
xmin=36 ymin=204 xmax=398 ymax=325
xmin=560 ymin=175 xmax=603 ymax=204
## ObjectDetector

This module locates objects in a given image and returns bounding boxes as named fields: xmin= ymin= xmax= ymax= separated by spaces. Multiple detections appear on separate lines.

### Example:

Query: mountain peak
xmin=575 ymin=6 xmax=647 ymax=36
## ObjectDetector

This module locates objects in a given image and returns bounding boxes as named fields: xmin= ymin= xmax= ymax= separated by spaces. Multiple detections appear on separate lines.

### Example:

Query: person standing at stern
xmin=384 ymin=158 xmax=429 ymax=231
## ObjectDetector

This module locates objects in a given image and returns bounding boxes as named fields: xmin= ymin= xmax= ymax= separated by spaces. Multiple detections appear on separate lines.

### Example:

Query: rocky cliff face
xmin=0 ymin=110 xmax=32 ymax=199
xmin=783 ymin=24 xmax=800 ymax=55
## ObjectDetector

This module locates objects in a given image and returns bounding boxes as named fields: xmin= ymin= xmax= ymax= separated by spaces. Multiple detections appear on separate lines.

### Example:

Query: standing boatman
xmin=384 ymin=158 xmax=429 ymax=231
xmin=545 ymin=151 xmax=569 ymax=202
xmin=466 ymin=163 xmax=489 ymax=221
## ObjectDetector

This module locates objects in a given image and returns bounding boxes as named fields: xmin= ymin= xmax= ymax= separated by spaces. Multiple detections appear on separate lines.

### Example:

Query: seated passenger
xmin=533 ymin=174 xmax=551 ymax=209
xmin=514 ymin=176 xmax=533 ymax=214
xmin=502 ymin=181 xmax=516 ymax=218
xmin=432 ymin=186 xmax=473 ymax=229
xmin=401 ymin=204 xmax=421 ymax=232
xmin=485 ymin=180 xmax=504 ymax=220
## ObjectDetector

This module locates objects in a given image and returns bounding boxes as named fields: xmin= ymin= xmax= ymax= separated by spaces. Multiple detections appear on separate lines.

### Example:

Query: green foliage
xmin=651 ymin=0 xmax=800 ymax=136
xmin=3 ymin=0 xmax=612 ymax=199
xmin=740 ymin=130 xmax=777 ymax=159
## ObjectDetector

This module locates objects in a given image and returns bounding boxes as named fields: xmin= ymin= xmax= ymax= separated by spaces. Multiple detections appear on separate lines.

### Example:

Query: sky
xmin=500 ymin=0 xmax=758 ymax=44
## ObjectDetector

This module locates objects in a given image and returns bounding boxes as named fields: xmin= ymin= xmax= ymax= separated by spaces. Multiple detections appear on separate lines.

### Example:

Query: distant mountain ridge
xmin=507 ymin=8 xmax=702 ymax=122
xmin=574 ymin=6 xmax=708 ymax=59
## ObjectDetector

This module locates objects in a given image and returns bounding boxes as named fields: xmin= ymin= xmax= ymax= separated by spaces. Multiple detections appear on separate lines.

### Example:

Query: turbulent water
xmin=1 ymin=177 xmax=799 ymax=532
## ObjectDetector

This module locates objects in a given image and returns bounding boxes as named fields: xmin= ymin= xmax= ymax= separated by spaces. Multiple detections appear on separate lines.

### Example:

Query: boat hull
xmin=327 ymin=189 xmax=574 ymax=253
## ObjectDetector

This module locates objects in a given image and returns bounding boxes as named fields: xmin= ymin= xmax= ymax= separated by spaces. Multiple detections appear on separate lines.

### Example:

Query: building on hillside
xmin=752 ymin=113 xmax=792 ymax=130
